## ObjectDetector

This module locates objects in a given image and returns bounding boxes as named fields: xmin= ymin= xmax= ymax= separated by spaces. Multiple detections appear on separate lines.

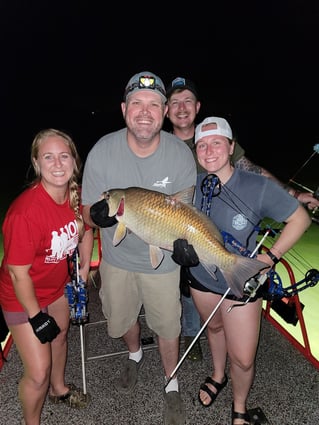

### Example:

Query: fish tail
xmin=222 ymin=257 xmax=268 ymax=298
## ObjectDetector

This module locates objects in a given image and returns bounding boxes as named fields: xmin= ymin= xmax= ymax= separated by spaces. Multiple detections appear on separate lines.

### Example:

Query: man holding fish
xmin=81 ymin=71 xmax=197 ymax=424
xmin=172 ymin=116 xmax=311 ymax=425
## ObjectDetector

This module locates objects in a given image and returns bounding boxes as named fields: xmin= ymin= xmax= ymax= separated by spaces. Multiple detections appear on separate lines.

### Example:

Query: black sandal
xmin=198 ymin=374 xmax=228 ymax=407
xmin=231 ymin=402 xmax=251 ymax=424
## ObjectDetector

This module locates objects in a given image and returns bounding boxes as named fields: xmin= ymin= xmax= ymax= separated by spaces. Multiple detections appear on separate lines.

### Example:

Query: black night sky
xmin=1 ymin=1 xmax=319 ymax=206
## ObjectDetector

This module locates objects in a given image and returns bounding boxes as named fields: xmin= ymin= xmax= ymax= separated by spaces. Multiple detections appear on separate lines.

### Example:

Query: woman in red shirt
xmin=0 ymin=129 xmax=93 ymax=424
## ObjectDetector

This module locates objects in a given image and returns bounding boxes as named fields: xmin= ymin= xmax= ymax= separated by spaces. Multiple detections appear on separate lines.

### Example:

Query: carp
xmin=106 ymin=186 xmax=268 ymax=297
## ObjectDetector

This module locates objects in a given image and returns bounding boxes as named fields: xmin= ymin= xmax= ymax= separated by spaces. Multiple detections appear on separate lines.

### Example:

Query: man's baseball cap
xmin=123 ymin=71 xmax=167 ymax=102
xmin=166 ymin=77 xmax=199 ymax=99
xmin=195 ymin=117 xmax=233 ymax=144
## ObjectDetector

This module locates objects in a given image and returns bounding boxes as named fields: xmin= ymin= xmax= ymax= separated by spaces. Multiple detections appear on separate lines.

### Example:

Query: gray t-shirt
xmin=190 ymin=168 xmax=300 ymax=295
xmin=81 ymin=128 xmax=197 ymax=273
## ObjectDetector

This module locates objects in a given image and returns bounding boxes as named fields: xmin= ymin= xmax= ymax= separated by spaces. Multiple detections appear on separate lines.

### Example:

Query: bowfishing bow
xmin=222 ymin=227 xmax=319 ymax=304
xmin=264 ymin=267 xmax=319 ymax=301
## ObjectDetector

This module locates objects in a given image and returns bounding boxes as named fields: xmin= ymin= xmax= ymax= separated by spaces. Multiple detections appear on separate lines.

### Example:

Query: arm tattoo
xmin=234 ymin=156 xmax=263 ymax=174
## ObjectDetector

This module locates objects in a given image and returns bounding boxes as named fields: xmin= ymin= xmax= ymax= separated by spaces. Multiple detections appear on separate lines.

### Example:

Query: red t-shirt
xmin=0 ymin=183 xmax=80 ymax=311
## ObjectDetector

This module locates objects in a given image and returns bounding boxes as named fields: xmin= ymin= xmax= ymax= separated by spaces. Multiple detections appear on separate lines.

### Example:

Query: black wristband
xmin=266 ymin=250 xmax=280 ymax=264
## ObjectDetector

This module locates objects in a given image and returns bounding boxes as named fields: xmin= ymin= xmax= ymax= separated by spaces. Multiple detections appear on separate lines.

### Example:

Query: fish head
xmin=106 ymin=189 xmax=125 ymax=218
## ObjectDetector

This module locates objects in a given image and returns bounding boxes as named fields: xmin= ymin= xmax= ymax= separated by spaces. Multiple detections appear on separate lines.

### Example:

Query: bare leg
xmin=158 ymin=335 xmax=185 ymax=425
xmin=157 ymin=336 xmax=180 ymax=379
xmin=10 ymin=323 xmax=51 ymax=425
xmin=122 ymin=321 xmax=141 ymax=353
xmin=223 ymin=298 xmax=262 ymax=423
xmin=192 ymin=289 xmax=227 ymax=405
xmin=47 ymin=295 xmax=71 ymax=396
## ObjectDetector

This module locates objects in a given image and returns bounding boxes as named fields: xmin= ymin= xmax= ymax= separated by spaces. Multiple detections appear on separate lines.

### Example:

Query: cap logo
xmin=167 ymin=77 xmax=199 ymax=100
xmin=202 ymin=123 xmax=218 ymax=132
xmin=171 ymin=77 xmax=186 ymax=88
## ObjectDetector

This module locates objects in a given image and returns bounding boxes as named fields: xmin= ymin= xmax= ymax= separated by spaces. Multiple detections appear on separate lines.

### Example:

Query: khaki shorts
xmin=99 ymin=260 xmax=181 ymax=339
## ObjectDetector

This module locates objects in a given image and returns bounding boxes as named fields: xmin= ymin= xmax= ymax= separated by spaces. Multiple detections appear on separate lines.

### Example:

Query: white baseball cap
xmin=195 ymin=117 xmax=233 ymax=144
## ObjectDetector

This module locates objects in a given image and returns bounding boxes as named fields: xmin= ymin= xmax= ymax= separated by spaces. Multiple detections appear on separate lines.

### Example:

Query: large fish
xmin=106 ymin=186 xmax=268 ymax=297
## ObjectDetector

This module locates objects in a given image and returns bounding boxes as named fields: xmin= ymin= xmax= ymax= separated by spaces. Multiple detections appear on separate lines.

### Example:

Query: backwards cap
xmin=123 ymin=71 xmax=166 ymax=102
xmin=166 ymin=77 xmax=199 ymax=99
xmin=195 ymin=117 xmax=233 ymax=144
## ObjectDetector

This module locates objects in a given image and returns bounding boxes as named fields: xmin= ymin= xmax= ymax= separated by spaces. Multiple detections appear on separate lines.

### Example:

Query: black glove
xmin=171 ymin=239 xmax=199 ymax=267
xmin=90 ymin=198 xmax=117 ymax=228
xmin=28 ymin=311 xmax=61 ymax=344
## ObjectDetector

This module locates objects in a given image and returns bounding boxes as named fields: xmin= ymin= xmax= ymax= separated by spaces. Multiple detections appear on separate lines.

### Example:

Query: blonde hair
xmin=30 ymin=128 xmax=85 ymax=241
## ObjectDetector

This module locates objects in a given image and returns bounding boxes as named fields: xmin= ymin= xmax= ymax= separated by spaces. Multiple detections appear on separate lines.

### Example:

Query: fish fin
xmin=222 ymin=257 xmax=268 ymax=298
xmin=202 ymin=263 xmax=218 ymax=280
xmin=169 ymin=186 xmax=195 ymax=205
xmin=108 ymin=197 xmax=122 ymax=216
xmin=149 ymin=245 xmax=164 ymax=269
xmin=113 ymin=223 xmax=127 ymax=246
